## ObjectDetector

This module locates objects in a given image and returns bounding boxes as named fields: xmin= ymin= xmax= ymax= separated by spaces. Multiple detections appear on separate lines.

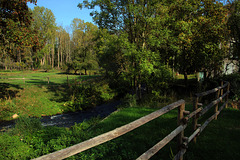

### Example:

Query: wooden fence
xmin=33 ymin=82 xmax=230 ymax=160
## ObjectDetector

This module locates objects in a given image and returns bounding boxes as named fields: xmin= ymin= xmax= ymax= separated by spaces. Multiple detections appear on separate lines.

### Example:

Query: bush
xmin=221 ymin=73 xmax=240 ymax=101
xmin=42 ymin=64 xmax=51 ymax=72
xmin=119 ymin=94 xmax=137 ymax=108
xmin=62 ymin=80 xmax=117 ymax=112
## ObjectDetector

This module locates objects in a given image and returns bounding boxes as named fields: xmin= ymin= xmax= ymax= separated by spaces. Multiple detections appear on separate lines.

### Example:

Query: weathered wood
xmin=200 ymin=111 xmax=219 ymax=134
xmin=184 ymin=107 xmax=202 ymax=123
xmin=196 ymin=124 xmax=201 ymax=127
xmin=177 ymin=103 xmax=185 ymax=160
xmin=195 ymin=82 xmax=228 ymax=97
xmin=34 ymin=100 xmax=185 ymax=160
xmin=219 ymin=101 xmax=227 ymax=113
xmin=200 ymin=91 xmax=229 ymax=116
xmin=183 ymin=110 xmax=190 ymax=115
xmin=220 ymin=81 xmax=223 ymax=102
xmin=174 ymin=148 xmax=186 ymax=160
xmin=189 ymin=128 xmax=200 ymax=143
xmin=136 ymin=124 xmax=187 ymax=160
xmin=226 ymin=83 xmax=230 ymax=108
xmin=174 ymin=82 xmax=230 ymax=160
xmin=215 ymin=89 xmax=220 ymax=120
xmin=193 ymin=96 xmax=199 ymax=143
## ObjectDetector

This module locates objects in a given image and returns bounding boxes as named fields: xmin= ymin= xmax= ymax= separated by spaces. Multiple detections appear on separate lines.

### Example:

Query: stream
xmin=0 ymin=101 xmax=121 ymax=131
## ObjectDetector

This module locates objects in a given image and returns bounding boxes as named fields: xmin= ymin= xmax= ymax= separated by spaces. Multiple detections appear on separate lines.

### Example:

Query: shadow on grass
xmin=0 ymin=83 xmax=23 ymax=99
xmin=185 ymin=108 xmax=240 ymax=160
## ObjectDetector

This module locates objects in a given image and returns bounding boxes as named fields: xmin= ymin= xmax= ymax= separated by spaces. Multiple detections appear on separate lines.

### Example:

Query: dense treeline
xmin=1 ymin=0 xmax=240 ymax=97
xmin=0 ymin=1 xmax=98 ymax=74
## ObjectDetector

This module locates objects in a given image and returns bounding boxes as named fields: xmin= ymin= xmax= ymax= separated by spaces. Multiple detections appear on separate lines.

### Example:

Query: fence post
xmin=178 ymin=103 xmax=185 ymax=160
xmin=47 ymin=77 xmax=49 ymax=84
xmin=226 ymin=82 xmax=230 ymax=108
xmin=215 ymin=89 xmax=220 ymax=120
xmin=193 ymin=96 xmax=199 ymax=143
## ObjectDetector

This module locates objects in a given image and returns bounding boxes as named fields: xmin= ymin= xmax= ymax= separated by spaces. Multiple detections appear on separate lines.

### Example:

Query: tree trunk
xmin=52 ymin=43 xmax=54 ymax=68
xmin=61 ymin=42 xmax=63 ymax=67
xmin=69 ymin=38 xmax=71 ymax=62
xmin=58 ymin=46 xmax=60 ymax=69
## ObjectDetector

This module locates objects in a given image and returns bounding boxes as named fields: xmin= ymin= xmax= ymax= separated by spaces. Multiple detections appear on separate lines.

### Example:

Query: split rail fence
xmin=34 ymin=81 xmax=230 ymax=160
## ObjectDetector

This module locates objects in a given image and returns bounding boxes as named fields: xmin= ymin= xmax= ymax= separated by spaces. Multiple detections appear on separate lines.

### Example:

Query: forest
xmin=1 ymin=0 xmax=240 ymax=160
xmin=1 ymin=0 xmax=240 ymax=96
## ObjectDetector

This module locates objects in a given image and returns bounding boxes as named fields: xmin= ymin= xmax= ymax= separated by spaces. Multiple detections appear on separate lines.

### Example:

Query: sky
xmin=27 ymin=0 xmax=95 ymax=29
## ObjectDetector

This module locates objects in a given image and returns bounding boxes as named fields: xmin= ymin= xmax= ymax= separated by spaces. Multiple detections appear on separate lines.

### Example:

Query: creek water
xmin=0 ymin=101 xmax=121 ymax=131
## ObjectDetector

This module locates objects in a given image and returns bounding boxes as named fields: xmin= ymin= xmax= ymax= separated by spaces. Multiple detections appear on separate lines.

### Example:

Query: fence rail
xmin=33 ymin=82 xmax=230 ymax=160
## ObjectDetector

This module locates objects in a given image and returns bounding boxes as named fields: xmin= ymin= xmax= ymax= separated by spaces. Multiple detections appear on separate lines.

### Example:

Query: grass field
xmin=0 ymin=70 xmax=99 ymax=120
xmin=0 ymin=70 xmax=95 ymax=85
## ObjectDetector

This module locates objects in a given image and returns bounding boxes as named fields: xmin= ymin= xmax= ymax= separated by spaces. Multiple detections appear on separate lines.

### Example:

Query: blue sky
xmin=27 ymin=0 xmax=95 ymax=28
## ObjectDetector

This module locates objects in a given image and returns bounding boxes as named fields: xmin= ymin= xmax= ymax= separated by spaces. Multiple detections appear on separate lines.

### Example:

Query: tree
xmin=149 ymin=0 xmax=228 ymax=82
xmin=70 ymin=18 xmax=98 ymax=75
xmin=192 ymin=0 xmax=229 ymax=78
xmin=0 ymin=0 xmax=37 ymax=46
xmin=228 ymin=0 xmax=240 ymax=70
xmin=0 ymin=0 xmax=41 ymax=70
xmin=79 ymin=0 xmax=164 ymax=99
xmin=31 ymin=6 xmax=57 ymax=69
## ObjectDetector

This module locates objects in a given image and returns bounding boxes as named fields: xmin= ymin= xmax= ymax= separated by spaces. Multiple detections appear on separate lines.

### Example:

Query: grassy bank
xmin=0 ymin=104 xmax=239 ymax=159
xmin=0 ymin=70 xmax=100 ymax=120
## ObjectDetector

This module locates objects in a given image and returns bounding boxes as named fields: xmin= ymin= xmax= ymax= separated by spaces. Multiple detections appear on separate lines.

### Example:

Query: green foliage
xmin=62 ymin=80 xmax=116 ymax=112
xmin=228 ymin=1 xmax=240 ymax=66
xmin=0 ymin=133 xmax=34 ymax=160
xmin=221 ymin=73 xmax=240 ymax=101
xmin=70 ymin=18 xmax=99 ymax=75
xmin=119 ymin=94 xmax=137 ymax=108
xmin=13 ymin=116 xmax=43 ymax=137
xmin=42 ymin=64 xmax=52 ymax=72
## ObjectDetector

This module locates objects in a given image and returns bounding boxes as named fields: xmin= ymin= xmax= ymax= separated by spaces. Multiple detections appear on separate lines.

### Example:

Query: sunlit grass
xmin=0 ymin=70 xmax=100 ymax=120
xmin=0 ymin=70 xmax=98 ymax=85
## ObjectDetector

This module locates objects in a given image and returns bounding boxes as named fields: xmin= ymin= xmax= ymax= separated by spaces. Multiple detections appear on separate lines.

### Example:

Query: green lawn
xmin=0 ymin=70 xmax=96 ymax=85
xmin=0 ymin=70 xmax=99 ymax=120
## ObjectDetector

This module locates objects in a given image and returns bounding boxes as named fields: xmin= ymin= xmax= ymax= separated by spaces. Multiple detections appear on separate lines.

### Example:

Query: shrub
xmin=62 ymin=80 xmax=117 ymax=112
xmin=221 ymin=73 xmax=240 ymax=101
xmin=119 ymin=94 xmax=137 ymax=108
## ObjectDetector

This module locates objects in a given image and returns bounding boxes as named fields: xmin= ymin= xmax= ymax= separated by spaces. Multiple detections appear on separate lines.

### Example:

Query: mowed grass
xmin=0 ymin=70 xmax=99 ymax=120
xmin=185 ymin=108 xmax=240 ymax=159
xmin=72 ymin=106 xmax=240 ymax=160
xmin=0 ymin=70 xmax=95 ymax=85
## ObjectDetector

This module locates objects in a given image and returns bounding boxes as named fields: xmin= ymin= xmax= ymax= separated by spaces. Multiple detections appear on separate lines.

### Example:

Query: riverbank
xmin=0 ymin=100 xmax=121 ymax=131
